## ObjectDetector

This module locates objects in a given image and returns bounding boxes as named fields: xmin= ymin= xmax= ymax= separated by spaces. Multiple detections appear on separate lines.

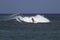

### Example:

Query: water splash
xmin=14 ymin=15 xmax=50 ymax=23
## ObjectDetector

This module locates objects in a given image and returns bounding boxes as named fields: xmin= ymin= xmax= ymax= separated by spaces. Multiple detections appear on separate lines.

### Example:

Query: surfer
xmin=32 ymin=18 xmax=34 ymax=23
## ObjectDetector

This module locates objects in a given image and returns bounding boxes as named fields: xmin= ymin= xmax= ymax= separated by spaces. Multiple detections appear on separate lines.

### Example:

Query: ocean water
xmin=0 ymin=14 xmax=60 ymax=40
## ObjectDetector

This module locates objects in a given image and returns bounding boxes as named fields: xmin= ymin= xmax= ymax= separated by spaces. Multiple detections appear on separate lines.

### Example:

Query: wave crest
xmin=14 ymin=15 xmax=50 ymax=23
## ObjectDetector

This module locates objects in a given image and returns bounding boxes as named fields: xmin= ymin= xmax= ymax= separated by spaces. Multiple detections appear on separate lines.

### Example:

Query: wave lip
xmin=15 ymin=15 xmax=50 ymax=23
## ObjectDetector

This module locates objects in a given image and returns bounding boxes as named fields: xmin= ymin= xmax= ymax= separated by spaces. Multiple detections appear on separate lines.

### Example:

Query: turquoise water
xmin=0 ymin=14 xmax=60 ymax=40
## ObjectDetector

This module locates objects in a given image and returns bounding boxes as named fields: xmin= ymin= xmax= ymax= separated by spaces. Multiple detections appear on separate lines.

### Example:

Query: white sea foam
xmin=14 ymin=15 xmax=50 ymax=23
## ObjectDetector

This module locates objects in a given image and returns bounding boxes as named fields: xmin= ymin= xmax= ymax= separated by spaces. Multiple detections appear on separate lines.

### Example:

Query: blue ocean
xmin=0 ymin=14 xmax=60 ymax=40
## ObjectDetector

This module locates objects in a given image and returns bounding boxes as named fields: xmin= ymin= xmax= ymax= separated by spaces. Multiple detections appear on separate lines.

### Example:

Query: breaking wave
xmin=8 ymin=14 xmax=50 ymax=23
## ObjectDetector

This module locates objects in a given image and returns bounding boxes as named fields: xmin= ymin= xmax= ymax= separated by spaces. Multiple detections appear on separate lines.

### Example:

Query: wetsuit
xmin=32 ymin=18 xmax=34 ymax=23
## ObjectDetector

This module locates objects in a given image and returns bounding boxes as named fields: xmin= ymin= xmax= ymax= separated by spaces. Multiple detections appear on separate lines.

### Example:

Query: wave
xmin=14 ymin=15 xmax=50 ymax=23
xmin=5 ymin=14 xmax=50 ymax=23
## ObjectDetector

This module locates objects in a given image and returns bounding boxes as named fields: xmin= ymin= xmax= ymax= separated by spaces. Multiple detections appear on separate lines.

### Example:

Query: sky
xmin=0 ymin=0 xmax=60 ymax=14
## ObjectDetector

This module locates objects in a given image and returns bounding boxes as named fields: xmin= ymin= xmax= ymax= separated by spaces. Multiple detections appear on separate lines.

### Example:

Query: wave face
xmin=14 ymin=15 xmax=50 ymax=23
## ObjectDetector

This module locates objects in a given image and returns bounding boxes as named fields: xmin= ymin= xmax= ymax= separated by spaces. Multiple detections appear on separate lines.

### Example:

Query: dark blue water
xmin=0 ymin=14 xmax=60 ymax=40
